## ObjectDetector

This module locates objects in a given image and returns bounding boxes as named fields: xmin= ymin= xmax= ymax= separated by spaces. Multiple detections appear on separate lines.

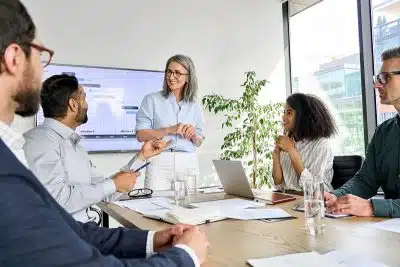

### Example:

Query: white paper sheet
xmin=152 ymin=190 xmax=175 ymax=197
xmin=224 ymin=208 xmax=292 ymax=220
xmin=247 ymin=252 xmax=341 ymax=267
xmin=191 ymin=198 xmax=264 ymax=210
xmin=367 ymin=218 xmax=400 ymax=234
xmin=247 ymin=250 xmax=390 ymax=267
xmin=113 ymin=197 xmax=174 ymax=214
xmin=145 ymin=152 xmax=199 ymax=190
xmin=322 ymin=250 xmax=390 ymax=267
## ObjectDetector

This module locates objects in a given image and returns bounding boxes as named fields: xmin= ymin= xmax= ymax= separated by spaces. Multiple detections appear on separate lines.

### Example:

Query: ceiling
xmin=288 ymin=0 xmax=323 ymax=16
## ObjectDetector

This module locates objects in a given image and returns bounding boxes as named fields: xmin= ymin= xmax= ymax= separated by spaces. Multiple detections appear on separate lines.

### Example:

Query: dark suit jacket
xmin=0 ymin=139 xmax=193 ymax=267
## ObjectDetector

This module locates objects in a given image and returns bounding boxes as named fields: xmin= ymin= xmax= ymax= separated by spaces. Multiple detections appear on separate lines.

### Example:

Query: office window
xmin=372 ymin=0 xmax=400 ymax=125
xmin=289 ymin=0 xmax=365 ymax=156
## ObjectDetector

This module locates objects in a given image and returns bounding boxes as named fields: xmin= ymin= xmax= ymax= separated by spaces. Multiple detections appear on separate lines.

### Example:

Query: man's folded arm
xmin=0 ymin=176 xmax=194 ymax=267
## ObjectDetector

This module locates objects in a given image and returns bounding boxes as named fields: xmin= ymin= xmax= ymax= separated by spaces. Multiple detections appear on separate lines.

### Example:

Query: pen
xmin=133 ymin=162 xmax=150 ymax=172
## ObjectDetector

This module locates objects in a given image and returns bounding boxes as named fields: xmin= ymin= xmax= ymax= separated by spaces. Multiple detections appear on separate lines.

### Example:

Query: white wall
xmin=16 ymin=0 xmax=286 ymax=187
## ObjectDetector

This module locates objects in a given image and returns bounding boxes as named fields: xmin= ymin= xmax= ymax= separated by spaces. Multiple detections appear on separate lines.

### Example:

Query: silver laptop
xmin=212 ymin=160 xmax=297 ymax=204
xmin=212 ymin=160 xmax=260 ymax=199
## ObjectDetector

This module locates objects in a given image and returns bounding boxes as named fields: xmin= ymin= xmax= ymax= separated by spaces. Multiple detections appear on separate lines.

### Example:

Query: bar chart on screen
xmin=36 ymin=64 xmax=164 ymax=152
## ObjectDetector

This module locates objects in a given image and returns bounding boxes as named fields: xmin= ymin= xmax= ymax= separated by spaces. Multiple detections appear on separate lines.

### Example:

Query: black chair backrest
xmin=332 ymin=155 xmax=363 ymax=190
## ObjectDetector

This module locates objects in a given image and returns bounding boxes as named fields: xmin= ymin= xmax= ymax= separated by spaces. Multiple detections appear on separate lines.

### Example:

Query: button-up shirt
xmin=23 ymin=118 xmax=145 ymax=222
xmin=136 ymin=91 xmax=205 ymax=152
xmin=275 ymin=138 xmax=334 ymax=192
xmin=0 ymin=121 xmax=28 ymax=168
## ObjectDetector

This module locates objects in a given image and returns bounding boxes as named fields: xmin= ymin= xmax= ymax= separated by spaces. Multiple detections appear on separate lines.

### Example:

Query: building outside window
xmin=289 ymin=0 xmax=365 ymax=155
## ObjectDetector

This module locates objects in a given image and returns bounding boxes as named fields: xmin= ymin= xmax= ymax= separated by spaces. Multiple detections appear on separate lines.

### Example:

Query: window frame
xmin=282 ymin=0 xmax=378 ymax=153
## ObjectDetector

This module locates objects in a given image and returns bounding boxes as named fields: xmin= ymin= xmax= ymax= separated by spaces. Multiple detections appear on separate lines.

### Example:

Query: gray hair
xmin=162 ymin=54 xmax=198 ymax=102
xmin=381 ymin=46 xmax=400 ymax=61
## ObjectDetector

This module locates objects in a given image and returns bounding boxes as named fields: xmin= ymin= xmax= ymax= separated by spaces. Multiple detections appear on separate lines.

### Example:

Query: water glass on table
xmin=303 ymin=178 xmax=325 ymax=235
xmin=184 ymin=168 xmax=198 ymax=195
xmin=172 ymin=172 xmax=191 ymax=207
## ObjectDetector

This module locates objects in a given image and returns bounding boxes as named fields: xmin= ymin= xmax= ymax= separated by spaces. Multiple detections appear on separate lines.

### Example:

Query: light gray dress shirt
xmin=23 ymin=118 xmax=145 ymax=222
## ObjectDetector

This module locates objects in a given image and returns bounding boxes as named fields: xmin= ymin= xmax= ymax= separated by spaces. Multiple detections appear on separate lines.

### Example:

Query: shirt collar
xmin=168 ymin=92 xmax=185 ymax=106
xmin=42 ymin=118 xmax=80 ymax=144
xmin=0 ymin=120 xmax=25 ymax=152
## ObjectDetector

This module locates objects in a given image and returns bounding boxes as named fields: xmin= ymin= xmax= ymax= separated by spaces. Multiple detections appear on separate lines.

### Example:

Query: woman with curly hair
xmin=272 ymin=93 xmax=337 ymax=192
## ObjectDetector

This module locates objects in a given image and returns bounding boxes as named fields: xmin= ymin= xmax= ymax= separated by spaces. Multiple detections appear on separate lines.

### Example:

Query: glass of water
xmin=303 ymin=178 xmax=325 ymax=235
xmin=172 ymin=172 xmax=191 ymax=207
xmin=185 ymin=168 xmax=198 ymax=195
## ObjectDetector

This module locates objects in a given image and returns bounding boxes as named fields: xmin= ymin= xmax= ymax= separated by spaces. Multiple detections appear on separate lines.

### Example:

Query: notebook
xmin=254 ymin=191 xmax=297 ymax=205
xmin=142 ymin=206 xmax=227 ymax=225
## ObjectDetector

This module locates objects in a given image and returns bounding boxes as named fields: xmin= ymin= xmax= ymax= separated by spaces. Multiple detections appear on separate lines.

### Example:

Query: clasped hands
xmin=169 ymin=123 xmax=199 ymax=141
xmin=153 ymin=224 xmax=209 ymax=264
xmin=274 ymin=135 xmax=296 ymax=154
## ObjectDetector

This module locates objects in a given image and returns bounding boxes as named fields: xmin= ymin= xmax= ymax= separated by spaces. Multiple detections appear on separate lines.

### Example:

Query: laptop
xmin=212 ymin=160 xmax=296 ymax=204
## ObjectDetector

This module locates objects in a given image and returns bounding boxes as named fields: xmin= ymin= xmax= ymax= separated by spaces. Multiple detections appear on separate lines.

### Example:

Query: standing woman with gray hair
xmin=136 ymin=55 xmax=204 ymax=189
xmin=136 ymin=54 xmax=205 ymax=152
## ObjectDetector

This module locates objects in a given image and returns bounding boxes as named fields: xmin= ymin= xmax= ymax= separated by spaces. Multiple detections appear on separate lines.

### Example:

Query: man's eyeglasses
xmin=165 ymin=69 xmax=189 ymax=79
xmin=29 ymin=43 xmax=54 ymax=68
xmin=128 ymin=188 xmax=153 ymax=199
xmin=374 ymin=71 xmax=400 ymax=85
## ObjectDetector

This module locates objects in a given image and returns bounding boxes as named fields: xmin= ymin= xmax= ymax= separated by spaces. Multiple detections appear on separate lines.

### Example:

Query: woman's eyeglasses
xmin=128 ymin=188 xmax=153 ymax=199
xmin=165 ymin=69 xmax=189 ymax=79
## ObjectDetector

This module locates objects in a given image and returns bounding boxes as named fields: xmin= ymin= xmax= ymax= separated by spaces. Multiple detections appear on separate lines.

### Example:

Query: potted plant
xmin=202 ymin=71 xmax=283 ymax=188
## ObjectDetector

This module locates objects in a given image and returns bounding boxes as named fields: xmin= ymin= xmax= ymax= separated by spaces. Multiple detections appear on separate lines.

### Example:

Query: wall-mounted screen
xmin=36 ymin=64 xmax=164 ymax=153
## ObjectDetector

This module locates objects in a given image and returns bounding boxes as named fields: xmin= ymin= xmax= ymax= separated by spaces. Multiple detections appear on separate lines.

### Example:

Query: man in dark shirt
xmin=325 ymin=46 xmax=400 ymax=218
xmin=0 ymin=1 xmax=208 ymax=266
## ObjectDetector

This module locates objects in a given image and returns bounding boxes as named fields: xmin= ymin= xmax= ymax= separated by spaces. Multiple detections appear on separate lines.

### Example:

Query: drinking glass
xmin=303 ymin=178 xmax=325 ymax=235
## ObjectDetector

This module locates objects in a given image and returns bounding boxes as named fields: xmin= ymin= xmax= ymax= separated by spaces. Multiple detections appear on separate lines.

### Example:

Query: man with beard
xmin=325 ymin=46 xmax=400 ymax=218
xmin=24 ymin=74 xmax=168 ymax=222
xmin=0 ymin=1 xmax=208 ymax=266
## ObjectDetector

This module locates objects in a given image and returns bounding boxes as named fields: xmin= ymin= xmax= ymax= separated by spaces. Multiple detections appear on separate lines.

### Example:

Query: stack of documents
xmin=113 ymin=198 xmax=293 ymax=225
xmin=247 ymin=250 xmax=390 ymax=267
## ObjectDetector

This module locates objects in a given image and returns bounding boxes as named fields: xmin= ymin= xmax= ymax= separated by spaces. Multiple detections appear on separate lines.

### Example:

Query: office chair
xmin=86 ymin=206 xmax=102 ymax=226
xmin=331 ymin=155 xmax=363 ymax=190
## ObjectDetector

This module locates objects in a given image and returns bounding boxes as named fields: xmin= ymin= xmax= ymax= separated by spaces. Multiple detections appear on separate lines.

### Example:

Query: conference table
xmin=98 ymin=193 xmax=400 ymax=267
